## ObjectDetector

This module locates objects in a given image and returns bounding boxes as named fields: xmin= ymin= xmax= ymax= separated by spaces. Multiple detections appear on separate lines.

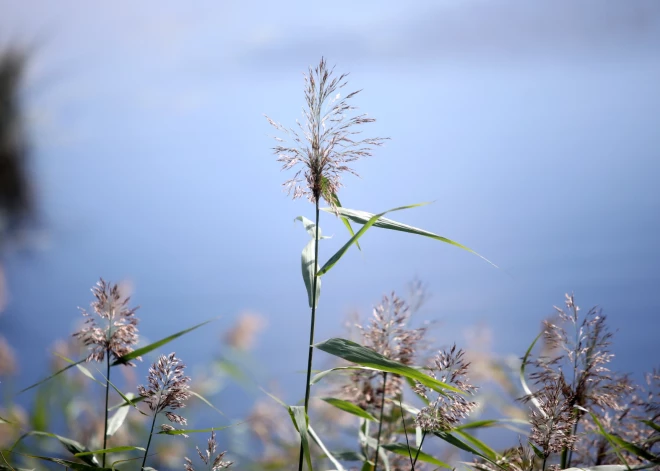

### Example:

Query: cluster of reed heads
xmin=0 ymin=56 xmax=658 ymax=470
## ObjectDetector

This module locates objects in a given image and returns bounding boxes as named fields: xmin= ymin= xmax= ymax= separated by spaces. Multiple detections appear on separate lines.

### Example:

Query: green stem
xmin=298 ymin=199 xmax=320 ymax=471
xmin=102 ymin=354 xmax=110 ymax=467
xmin=542 ymin=455 xmax=547 ymax=471
xmin=399 ymin=399 xmax=414 ymax=469
xmin=373 ymin=372 xmax=388 ymax=471
xmin=141 ymin=412 xmax=158 ymax=471
xmin=412 ymin=431 xmax=427 ymax=470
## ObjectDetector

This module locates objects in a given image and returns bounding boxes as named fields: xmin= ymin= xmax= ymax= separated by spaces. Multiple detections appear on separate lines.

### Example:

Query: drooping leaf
xmin=321 ymin=205 xmax=498 ymax=268
xmin=433 ymin=432 xmax=504 ymax=469
xmin=106 ymin=394 xmax=134 ymax=436
xmin=10 ymin=431 xmax=99 ymax=467
xmin=54 ymin=353 xmax=104 ymax=386
xmin=314 ymin=338 xmax=465 ymax=395
xmin=454 ymin=430 xmax=500 ymax=461
xmin=296 ymin=216 xmax=329 ymax=308
xmin=381 ymin=443 xmax=451 ymax=469
xmin=19 ymin=360 xmax=85 ymax=394
xmin=94 ymin=369 xmax=147 ymax=417
xmin=311 ymin=366 xmax=373 ymax=385
xmin=111 ymin=318 xmax=216 ymax=365
xmin=6 ymin=452 xmax=111 ymax=470
xmin=318 ymin=203 xmax=432 ymax=277
xmin=75 ymin=446 xmax=145 ymax=457
xmin=321 ymin=397 xmax=377 ymax=421
xmin=309 ymin=425 xmax=347 ymax=471
xmin=289 ymin=406 xmax=312 ymax=471
xmin=108 ymin=395 xmax=145 ymax=411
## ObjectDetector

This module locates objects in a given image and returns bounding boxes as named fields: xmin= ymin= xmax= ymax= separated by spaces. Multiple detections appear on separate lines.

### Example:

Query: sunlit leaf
xmin=296 ymin=216 xmax=329 ymax=308
xmin=111 ymin=318 xmax=216 ymax=366
xmin=106 ymin=395 xmax=134 ymax=436
xmin=318 ymin=203 xmax=432 ymax=276
xmin=381 ymin=443 xmax=451 ymax=469
xmin=314 ymin=338 xmax=465 ymax=395
xmin=329 ymin=192 xmax=361 ymax=251
xmin=520 ymin=332 xmax=545 ymax=417
xmin=309 ymin=425 xmax=347 ymax=471
xmin=321 ymin=397 xmax=377 ymax=421
xmin=321 ymin=205 xmax=497 ymax=268
xmin=289 ymin=406 xmax=312 ymax=471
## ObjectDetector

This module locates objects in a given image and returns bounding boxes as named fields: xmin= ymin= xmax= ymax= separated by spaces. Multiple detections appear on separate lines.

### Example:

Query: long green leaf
xmin=75 ymin=446 xmax=145 ymax=457
xmin=314 ymin=338 xmax=465 ymax=395
xmin=106 ymin=394 xmax=134 ymax=436
xmin=520 ymin=332 xmax=545 ymax=417
xmin=10 ymin=431 xmax=99 ymax=467
xmin=108 ymin=395 xmax=145 ymax=411
xmin=330 ymin=193 xmax=361 ymax=251
xmin=54 ymin=353 xmax=104 ymax=386
xmin=454 ymin=430 xmax=500 ymax=461
xmin=111 ymin=318 xmax=216 ymax=365
xmin=6 ymin=452 xmax=110 ymax=470
xmin=321 ymin=205 xmax=498 ymax=268
xmin=190 ymin=390 xmax=227 ymax=418
xmin=321 ymin=397 xmax=377 ymax=421
xmin=433 ymin=432 xmax=504 ymax=470
xmin=381 ymin=443 xmax=451 ymax=469
xmin=309 ymin=425 xmax=347 ymax=471
xmin=18 ymin=360 xmax=85 ymax=394
xmin=317 ymin=203 xmax=431 ymax=276
xmin=296 ymin=216 xmax=329 ymax=308
xmin=157 ymin=422 xmax=244 ymax=435
xmin=289 ymin=406 xmax=312 ymax=471
xmin=311 ymin=366 xmax=373 ymax=385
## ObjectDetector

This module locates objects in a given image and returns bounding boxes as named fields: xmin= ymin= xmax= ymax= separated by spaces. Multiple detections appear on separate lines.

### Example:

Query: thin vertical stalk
xmin=141 ymin=412 xmax=158 ymax=471
xmin=298 ymin=199 xmax=320 ymax=471
xmin=399 ymin=399 xmax=415 ymax=469
xmin=102 ymin=354 xmax=110 ymax=467
xmin=411 ymin=431 xmax=427 ymax=470
xmin=373 ymin=372 xmax=388 ymax=471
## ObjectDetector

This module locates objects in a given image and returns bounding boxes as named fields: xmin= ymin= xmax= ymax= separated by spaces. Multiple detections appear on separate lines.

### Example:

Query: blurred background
xmin=0 ymin=0 xmax=659 ymax=469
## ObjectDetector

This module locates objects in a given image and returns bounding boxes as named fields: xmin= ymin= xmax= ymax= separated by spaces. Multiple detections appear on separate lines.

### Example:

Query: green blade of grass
xmin=111 ymin=318 xmax=216 ymax=366
xmin=296 ymin=216 xmax=329 ymax=308
xmin=75 ymin=446 xmax=145 ymax=457
xmin=317 ymin=203 xmax=432 ymax=277
xmin=321 ymin=205 xmax=497 ymax=268
xmin=289 ymin=406 xmax=312 ymax=471
xmin=314 ymin=337 xmax=465 ymax=395
xmin=320 ymin=397 xmax=377 ymax=422
xmin=6 ymin=452 xmax=111 ymax=470
xmin=189 ymin=390 xmax=227 ymax=418
xmin=106 ymin=394 xmax=134 ymax=436
xmin=311 ymin=366 xmax=374 ymax=385
xmin=520 ymin=332 xmax=545 ymax=417
xmin=157 ymin=422 xmax=244 ymax=435
xmin=18 ymin=360 xmax=85 ymax=394
xmin=381 ymin=443 xmax=451 ymax=469
xmin=309 ymin=425 xmax=347 ymax=471
xmin=10 ymin=431 xmax=99 ymax=467
xmin=330 ymin=192 xmax=361 ymax=251
xmin=433 ymin=432 xmax=505 ymax=470
xmin=107 ymin=395 xmax=145 ymax=411
xmin=53 ymin=352 xmax=104 ymax=387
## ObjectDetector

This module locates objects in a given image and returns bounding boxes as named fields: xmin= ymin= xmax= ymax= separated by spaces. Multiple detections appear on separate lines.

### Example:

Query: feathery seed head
xmin=184 ymin=431 xmax=232 ymax=470
xmin=414 ymin=345 xmax=477 ymax=432
xmin=73 ymin=278 xmax=140 ymax=365
xmin=265 ymin=57 xmax=387 ymax=204
xmin=138 ymin=352 xmax=191 ymax=428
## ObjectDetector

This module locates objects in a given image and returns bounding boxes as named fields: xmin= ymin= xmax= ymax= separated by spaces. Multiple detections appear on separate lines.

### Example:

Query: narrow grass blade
xmin=190 ymin=390 xmax=227 ymax=418
xmin=433 ymin=432 xmax=504 ymax=469
xmin=94 ymin=368 xmax=147 ymax=416
xmin=18 ymin=360 xmax=84 ymax=394
xmin=6 ymin=453 xmax=110 ymax=470
xmin=111 ymin=318 xmax=216 ymax=365
xmin=454 ymin=430 xmax=500 ymax=461
xmin=454 ymin=418 xmax=529 ymax=431
xmin=321 ymin=397 xmax=377 ymax=421
xmin=53 ymin=353 xmax=104 ymax=386
xmin=157 ymin=422 xmax=244 ymax=435
xmin=10 ymin=431 xmax=99 ymax=467
xmin=381 ymin=443 xmax=451 ymax=469
xmin=289 ymin=406 xmax=312 ymax=471
xmin=520 ymin=332 xmax=545 ymax=417
xmin=314 ymin=338 xmax=465 ymax=395
xmin=309 ymin=425 xmax=347 ymax=471
xmin=641 ymin=419 xmax=660 ymax=433
xmin=330 ymin=193 xmax=361 ymax=251
xmin=302 ymin=238 xmax=321 ymax=308
xmin=318 ymin=203 xmax=431 ymax=276
xmin=321 ymin=205 xmax=498 ymax=268
xmin=75 ymin=446 xmax=145 ymax=457
xmin=311 ymin=366 xmax=375 ymax=385
xmin=584 ymin=407 xmax=659 ymax=464
xmin=108 ymin=395 xmax=145 ymax=411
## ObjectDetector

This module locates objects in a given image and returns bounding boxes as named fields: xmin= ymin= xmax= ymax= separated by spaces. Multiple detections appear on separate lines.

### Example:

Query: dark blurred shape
xmin=0 ymin=47 xmax=32 ymax=245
